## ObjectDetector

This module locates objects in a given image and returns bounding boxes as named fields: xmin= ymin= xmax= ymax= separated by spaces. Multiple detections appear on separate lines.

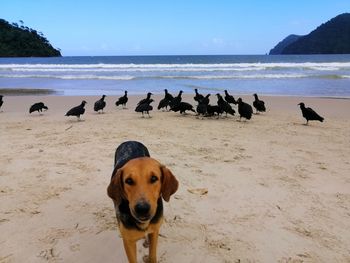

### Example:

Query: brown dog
xmin=107 ymin=141 xmax=178 ymax=263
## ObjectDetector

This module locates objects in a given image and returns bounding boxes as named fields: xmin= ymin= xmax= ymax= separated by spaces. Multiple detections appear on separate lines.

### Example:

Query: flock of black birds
xmin=133 ymin=88 xmax=261 ymax=121
xmin=0 ymin=90 xmax=324 ymax=125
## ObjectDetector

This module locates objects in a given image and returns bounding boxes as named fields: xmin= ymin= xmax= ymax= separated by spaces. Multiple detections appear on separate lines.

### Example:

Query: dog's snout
xmin=135 ymin=201 xmax=151 ymax=216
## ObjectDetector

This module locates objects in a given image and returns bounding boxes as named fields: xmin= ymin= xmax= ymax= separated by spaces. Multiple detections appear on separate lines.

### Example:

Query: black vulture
xmin=158 ymin=89 xmax=173 ymax=111
xmin=194 ymin=88 xmax=204 ymax=102
xmin=0 ymin=95 xmax=3 ymax=110
xmin=237 ymin=98 xmax=253 ymax=121
xmin=207 ymin=104 xmax=223 ymax=117
xmin=216 ymin=94 xmax=235 ymax=116
xmin=137 ymin=92 xmax=153 ymax=106
xmin=224 ymin=90 xmax=237 ymax=105
xmin=253 ymin=93 xmax=266 ymax=113
xmin=298 ymin=102 xmax=324 ymax=125
xmin=135 ymin=99 xmax=154 ymax=117
xmin=29 ymin=102 xmax=48 ymax=114
xmin=169 ymin=90 xmax=183 ymax=108
xmin=65 ymin=100 xmax=87 ymax=120
xmin=196 ymin=101 xmax=207 ymax=117
xmin=164 ymin=89 xmax=174 ymax=102
xmin=195 ymin=94 xmax=211 ymax=118
xmin=171 ymin=102 xmax=195 ymax=114
xmin=115 ymin=91 xmax=128 ymax=108
xmin=202 ymin=94 xmax=210 ymax=105
xmin=94 ymin=95 xmax=106 ymax=113
xmin=158 ymin=98 xmax=169 ymax=111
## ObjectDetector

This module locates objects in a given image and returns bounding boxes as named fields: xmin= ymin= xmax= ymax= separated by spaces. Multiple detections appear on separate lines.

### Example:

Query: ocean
xmin=1 ymin=55 xmax=350 ymax=97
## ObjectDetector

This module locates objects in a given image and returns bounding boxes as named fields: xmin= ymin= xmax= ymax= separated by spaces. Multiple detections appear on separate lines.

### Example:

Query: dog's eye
xmin=150 ymin=175 xmax=158 ymax=184
xmin=125 ymin=178 xmax=134 ymax=185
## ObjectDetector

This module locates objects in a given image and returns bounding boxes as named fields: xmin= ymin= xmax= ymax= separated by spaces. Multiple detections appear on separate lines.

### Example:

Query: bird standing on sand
xmin=135 ymin=99 xmax=154 ymax=117
xmin=158 ymin=89 xmax=173 ymax=111
xmin=164 ymin=89 xmax=174 ymax=102
xmin=0 ymin=95 xmax=3 ymax=110
xmin=158 ymin=97 xmax=169 ymax=111
xmin=207 ymin=104 xmax=223 ymax=117
xmin=194 ymin=88 xmax=204 ymax=103
xmin=253 ymin=93 xmax=266 ymax=114
xmin=298 ymin=102 xmax=324 ymax=125
xmin=217 ymin=93 xmax=235 ymax=117
xmin=115 ymin=91 xmax=128 ymax=108
xmin=29 ymin=102 xmax=48 ymax=114
xmin=196 ymin=101 xmax=208 ymax=118
xmin=94 ymin=95 xmax=106 ymax=113
xmin=137 ymin=92 xmax=153 ymax=106
xmin=171 ymin=101 xmax=195 ymax=114
xmin=237 ymin=98 xmax=253 ymax=121
xmin=224 ymin=90 xmax=237 ymax=105
xmin=169 ymin=90 xmax=183 ymax=109
xmin=196 ymin=94 xmax=211 ymax=118
xmin=202 ymin=94 xmax=210 ymax=105
xmin=65 ymin=100 xmax=87 ymax=120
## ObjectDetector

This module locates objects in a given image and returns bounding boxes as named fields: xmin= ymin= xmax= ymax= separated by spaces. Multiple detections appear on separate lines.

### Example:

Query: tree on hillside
xmin=0 ymin=18 xmax=61 ymax=57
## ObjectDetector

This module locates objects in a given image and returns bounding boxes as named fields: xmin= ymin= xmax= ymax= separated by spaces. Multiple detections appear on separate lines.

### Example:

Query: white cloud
xmin=212 ymin=37 xmax=225 ymax=46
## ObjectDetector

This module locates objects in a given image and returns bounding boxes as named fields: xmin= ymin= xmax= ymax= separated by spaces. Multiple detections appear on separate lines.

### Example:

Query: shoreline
xmin=2 ymin=88 xmax=350 ymax=100
xmin=1 ymin=94 xmax=350 ymax=119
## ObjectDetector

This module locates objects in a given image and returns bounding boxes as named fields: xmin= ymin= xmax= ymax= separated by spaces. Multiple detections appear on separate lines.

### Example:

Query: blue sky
xmin=1 ymin=0 xmax=349 ymax=56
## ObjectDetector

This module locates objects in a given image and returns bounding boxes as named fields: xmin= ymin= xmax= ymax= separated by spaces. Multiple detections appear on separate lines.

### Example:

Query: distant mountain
xmin=270 ymin=13 xmax=350 ymax=55
xmin=0 ymin=19 xmax=61 ymax=57
xmin=269 ymin=35 xmax=301 ymax=55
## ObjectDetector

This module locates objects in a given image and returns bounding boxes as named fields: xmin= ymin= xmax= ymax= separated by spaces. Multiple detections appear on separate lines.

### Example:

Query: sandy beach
xmin=0 ymin=94 xmax=350 ymax=263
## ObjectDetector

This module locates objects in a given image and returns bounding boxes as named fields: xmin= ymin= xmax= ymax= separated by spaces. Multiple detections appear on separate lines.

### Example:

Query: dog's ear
xmin=107 ymin=168 xmax=124 ymax=205
xmin=160 ymin=165 xmax=179 ymax=202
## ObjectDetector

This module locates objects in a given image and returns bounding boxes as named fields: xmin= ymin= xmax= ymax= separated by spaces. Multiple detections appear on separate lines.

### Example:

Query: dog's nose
xmin=134 ymin=201 xmax=151 ymax=216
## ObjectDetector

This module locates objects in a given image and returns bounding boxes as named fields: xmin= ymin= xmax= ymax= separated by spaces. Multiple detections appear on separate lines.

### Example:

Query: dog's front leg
xmin=148 ymin=230 xmax=159 ymax=263
xmin=122 ymin=239 xmax=137 ymax=263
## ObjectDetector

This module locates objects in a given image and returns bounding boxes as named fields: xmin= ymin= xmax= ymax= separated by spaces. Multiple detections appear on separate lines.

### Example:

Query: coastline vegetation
xmin=0 ymin=19 xmax=61 ymax=57
xmin=270 ymin=13 xmax=350 ymax=55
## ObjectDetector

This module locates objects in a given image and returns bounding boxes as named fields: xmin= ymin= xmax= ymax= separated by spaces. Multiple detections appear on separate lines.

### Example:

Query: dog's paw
xmin=143 ymin=238 xmax=150 ymax=248
xmin=142 ymin=255 xmax=150 ymax=263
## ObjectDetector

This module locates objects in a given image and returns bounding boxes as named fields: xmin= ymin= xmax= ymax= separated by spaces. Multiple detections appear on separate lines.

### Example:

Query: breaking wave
xmin=0 ymin=61 xmax=350 ymax=72
xmin=1 ymin=73 xmax=350 ymax=80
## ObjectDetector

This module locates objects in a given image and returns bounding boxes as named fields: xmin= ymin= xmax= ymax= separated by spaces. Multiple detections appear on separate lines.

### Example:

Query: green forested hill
xmin=269 ymin=34 xmax=301 ymax=55
xmin=0 ymin=19 xmax=61 ymax=57
xmin=270 ymin=13 xmax=350 ymax=55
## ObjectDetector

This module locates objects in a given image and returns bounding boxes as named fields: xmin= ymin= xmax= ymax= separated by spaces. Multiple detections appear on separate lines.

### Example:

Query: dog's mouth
xmin=136 ymin=216 xmax=151 ymax=223
xmin=132 ymin=201 xmax=154 ymax=224
xmin=130 ymin=209 xmax=151 ymax=223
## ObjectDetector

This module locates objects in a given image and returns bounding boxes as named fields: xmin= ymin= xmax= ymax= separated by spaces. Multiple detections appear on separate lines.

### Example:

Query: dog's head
xmin=107 ymin=157 xmax=178 ymax=224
